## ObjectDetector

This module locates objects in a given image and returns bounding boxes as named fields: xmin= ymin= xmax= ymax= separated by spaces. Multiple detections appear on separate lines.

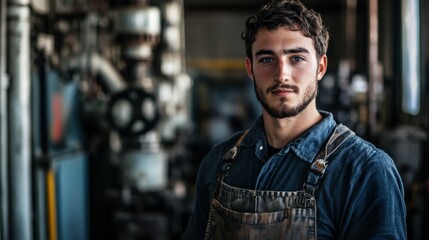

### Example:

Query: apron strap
xmin=212 ymin=130 xmax=249 ymax=200
xmin=204 ymin=131 xmax=249 ymax=239
xmin=303 ymin=124 xmax=355 ymax=196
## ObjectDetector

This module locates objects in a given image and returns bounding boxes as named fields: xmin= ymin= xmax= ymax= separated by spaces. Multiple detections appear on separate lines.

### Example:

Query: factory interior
xmin=0 ymin=0 xmax=428 ymax=239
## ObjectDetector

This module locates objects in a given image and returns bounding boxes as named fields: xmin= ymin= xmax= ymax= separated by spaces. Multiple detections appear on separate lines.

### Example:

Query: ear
xmin=245 ymin=58 xmax=254 ymax=81
xmin=316 ymin=55 xmax=328 ymax=80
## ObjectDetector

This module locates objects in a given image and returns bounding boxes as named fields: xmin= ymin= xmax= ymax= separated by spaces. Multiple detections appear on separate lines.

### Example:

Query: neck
xmin=263 ymin=105 xmax=322 ymax=148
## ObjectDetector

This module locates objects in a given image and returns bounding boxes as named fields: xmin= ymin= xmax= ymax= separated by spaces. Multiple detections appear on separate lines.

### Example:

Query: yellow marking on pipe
xmin=47 ymin=170 xmax=57 ymax=240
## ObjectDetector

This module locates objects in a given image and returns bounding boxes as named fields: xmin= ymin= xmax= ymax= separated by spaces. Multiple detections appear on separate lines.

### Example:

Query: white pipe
xmin=7 ymin=2 xmax=33 ymax=240
xmin=401 ymin=0 xmax=420 ymax=115
xmin=63 ymin=53 xmax=126 ymax=93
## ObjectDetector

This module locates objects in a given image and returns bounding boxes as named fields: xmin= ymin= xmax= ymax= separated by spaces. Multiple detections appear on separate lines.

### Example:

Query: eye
xmin=291 ymin=56 xmax=305 ymax=63
xmin=259 ymin=57 xmax=273 ymax=64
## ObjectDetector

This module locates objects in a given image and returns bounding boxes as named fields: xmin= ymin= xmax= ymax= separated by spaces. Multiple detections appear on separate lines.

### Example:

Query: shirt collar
xmin=241 ymin=111 xmax=337 ymax=164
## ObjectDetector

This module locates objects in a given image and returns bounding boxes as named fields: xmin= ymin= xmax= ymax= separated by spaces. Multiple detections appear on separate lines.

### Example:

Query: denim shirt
xmin=182 ymin=111 xmax=407 ymax=240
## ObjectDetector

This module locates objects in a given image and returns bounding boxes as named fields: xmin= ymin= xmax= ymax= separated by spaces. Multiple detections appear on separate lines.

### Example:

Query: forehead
xmin=252 ymin=27 xmax=316 ymax=55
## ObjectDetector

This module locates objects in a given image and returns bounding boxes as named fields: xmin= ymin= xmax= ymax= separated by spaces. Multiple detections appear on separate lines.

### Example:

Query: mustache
xmin=267 ymin=83 xmax=299 ymax=93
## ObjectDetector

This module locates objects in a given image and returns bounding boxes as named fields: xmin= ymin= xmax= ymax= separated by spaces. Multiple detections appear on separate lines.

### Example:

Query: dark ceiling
xmin=185 ymin=0 xmax=341 ymax=11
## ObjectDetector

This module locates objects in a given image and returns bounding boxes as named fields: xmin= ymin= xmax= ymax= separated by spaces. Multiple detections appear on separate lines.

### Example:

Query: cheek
xmin=294 ymin=65 xmax=317 ymax=78
xmin=253 ymin=65 xmax=275 ymax=78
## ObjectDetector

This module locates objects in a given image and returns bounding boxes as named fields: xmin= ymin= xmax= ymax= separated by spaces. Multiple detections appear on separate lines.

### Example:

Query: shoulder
xmin=320 ymin=134 xmax=406 ymax=239
xmin=197 ymin=130 xmax=248 ymax=182
xmin=317 ymin=132 xmax=406 ymax=237
xmin=212 ymin=130 xmax=247 ymax=152
xmin=342 ymin=134 xmax=396 ymax=171
xmin=322 ymin=132 xmax=403 ymax=198
xmin=323 ymin=132 xmax=404 ymax=202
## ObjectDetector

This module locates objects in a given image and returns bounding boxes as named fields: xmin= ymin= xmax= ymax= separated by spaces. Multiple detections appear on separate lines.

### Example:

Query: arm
xmin=181 ymin=147 xmax=221 ymax=240
xmin=181 ymin=165 xmax=211 ymax=239
xmin=340 ymin=151 xmax=407 ymax=239
xmin=182 ymin=132 xmax=245 ymax=239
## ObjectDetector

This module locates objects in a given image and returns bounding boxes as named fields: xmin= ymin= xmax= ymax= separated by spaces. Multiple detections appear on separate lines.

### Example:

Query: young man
xmin=183 ymin=0 xmax=406 ymax=239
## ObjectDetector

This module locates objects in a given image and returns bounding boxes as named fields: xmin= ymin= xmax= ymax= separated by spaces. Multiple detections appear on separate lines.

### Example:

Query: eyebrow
xmin=255 ymin=47 xmax=310 ymax=56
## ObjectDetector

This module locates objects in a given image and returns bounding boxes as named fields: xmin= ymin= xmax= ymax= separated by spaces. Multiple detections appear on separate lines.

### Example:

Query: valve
xmin=108 ymin=88 xmax=159 ymax=136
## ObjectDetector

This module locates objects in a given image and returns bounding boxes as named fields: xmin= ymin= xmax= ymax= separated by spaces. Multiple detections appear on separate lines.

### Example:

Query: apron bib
xmin=204 ymin=124 xmax=354 ymax=240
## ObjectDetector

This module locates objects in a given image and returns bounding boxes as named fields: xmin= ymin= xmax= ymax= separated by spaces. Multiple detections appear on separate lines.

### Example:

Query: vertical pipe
xmin=0 ymin=0 xmax=9 ymax=238
xmin=7 ymin=0 xmax=33 ymax=239
xmin=345 ymin=0 xmax=357 ymax=69
xmin=401 ymin=0 xmax=420 ymax=115
xmin=368 ymin=0 xmax=381 ymax=136
xmin=178 ymin=0 xmax=187 ymax=72
xmin=36 ymin=51 xmax=50 ymax=240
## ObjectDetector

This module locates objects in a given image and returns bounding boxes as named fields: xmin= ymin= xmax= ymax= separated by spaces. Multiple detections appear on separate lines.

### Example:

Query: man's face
xmin=245 ymin=27 xmax=327 ymax=119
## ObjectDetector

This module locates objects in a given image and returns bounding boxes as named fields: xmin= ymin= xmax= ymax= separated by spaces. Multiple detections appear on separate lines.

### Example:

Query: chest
xmin=223 ymin=147 xmax=311 ymax=191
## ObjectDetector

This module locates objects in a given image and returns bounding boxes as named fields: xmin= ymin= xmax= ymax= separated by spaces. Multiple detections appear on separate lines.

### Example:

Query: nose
xmin=274 ymin=58 xmax=290 ymax=83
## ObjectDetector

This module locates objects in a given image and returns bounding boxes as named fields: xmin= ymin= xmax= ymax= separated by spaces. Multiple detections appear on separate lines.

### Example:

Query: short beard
xmin=254 ymin=79 xmax=318 ymax=119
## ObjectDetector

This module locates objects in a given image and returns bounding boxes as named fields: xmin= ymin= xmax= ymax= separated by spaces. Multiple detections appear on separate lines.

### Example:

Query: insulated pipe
xmin=62 ymin=53 xmax=126 ymax=93
xmin=7 ymin=1 xmax=33 ymax=240
xmin=0 ymin=0 xmax=9 ymax=238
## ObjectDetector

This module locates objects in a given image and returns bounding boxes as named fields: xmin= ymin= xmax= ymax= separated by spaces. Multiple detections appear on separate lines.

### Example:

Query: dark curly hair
xmin=241 ymin=0 xmax=329 ymax=61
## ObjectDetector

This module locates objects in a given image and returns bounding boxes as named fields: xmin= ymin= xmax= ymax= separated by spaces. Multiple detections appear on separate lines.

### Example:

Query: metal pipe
xmin=7 ymin=1 xmax=33 ymax=239
xmin=341 ymin=0 xmax=357 ymax=71
xmin=368 ymin=0 xmax=381 ymax=137
xmin=62 ymin=53 xmax=126 ymax=93
xmin=0 ymin=0 xmax=9 ymax=238
xmin=344 ymin=0 xmax=357 ymax=70
xmin=401 ymin=0 xmax=421 ymax=115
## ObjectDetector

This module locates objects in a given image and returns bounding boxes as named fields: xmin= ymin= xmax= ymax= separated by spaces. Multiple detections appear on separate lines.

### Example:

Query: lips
xmin=272 ymin=88 xmax=295 ymax=93
xmin=268 ymin=84 xmax=299 ymax=96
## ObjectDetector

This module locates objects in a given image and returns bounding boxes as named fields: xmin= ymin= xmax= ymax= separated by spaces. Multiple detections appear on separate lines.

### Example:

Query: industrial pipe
xmin=62 ymin=53 xmax=126 ymax=93
xmin=368 ymin=0 xmax=381 ymax=137
xmin=0 ymin=0 xmax=9 ymax=238
xmin=7 ymin=1 xmax=33 ymax=239
xmin=401 ymin=0 xmax=421 ymax=115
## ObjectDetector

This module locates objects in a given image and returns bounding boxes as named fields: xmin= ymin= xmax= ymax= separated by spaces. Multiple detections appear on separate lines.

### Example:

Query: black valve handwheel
xmin=107 ymin=88 xmax=160 ymax=136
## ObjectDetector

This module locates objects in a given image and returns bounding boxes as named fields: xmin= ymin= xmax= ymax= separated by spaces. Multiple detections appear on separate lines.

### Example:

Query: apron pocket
xmin=212 ymin=198 xmax=288 ymax=225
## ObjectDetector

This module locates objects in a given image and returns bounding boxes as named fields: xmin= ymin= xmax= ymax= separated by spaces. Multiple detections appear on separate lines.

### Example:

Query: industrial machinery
xmin=1 ymin=0 xmax=194 ymax=239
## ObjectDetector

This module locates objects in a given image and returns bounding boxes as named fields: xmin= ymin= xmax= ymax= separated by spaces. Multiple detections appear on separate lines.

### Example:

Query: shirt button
xmin=259 ymin=146 xmax=263 ymax=151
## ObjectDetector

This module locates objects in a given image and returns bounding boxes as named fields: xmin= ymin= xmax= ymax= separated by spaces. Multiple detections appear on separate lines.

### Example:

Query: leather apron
xmin=204 ymin=124 xmax=354 ymax=240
